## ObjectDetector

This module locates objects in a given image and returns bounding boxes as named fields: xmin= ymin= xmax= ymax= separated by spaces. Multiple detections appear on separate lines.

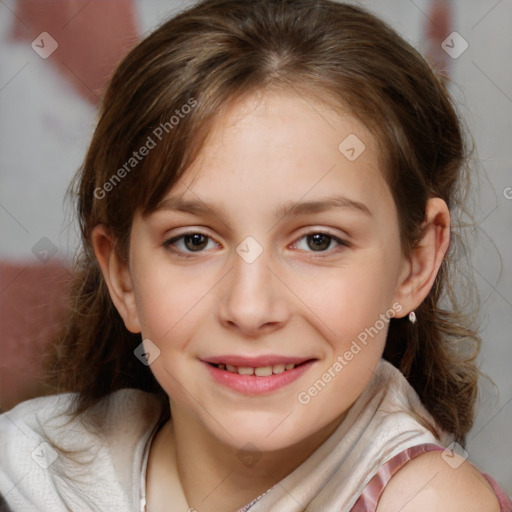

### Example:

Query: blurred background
xmin=0 ymin=0 xmax=511 ymax=494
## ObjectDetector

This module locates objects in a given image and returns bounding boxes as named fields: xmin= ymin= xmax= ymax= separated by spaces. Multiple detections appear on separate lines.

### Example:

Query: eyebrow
xmin=154 ymin=194 xmax=372 ymax=220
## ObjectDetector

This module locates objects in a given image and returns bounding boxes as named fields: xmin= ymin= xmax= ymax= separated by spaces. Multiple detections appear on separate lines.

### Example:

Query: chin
xmin=207 ymin=409 xmax=320 ymax=453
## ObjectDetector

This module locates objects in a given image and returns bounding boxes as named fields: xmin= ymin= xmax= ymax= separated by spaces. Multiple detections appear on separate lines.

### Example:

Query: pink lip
xmin=202 ymin=359 xmax=316 ymax=395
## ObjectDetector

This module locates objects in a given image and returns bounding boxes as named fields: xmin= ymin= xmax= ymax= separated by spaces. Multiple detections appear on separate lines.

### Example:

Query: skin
xmin=92 ymin=90 xmax=498 ymax=511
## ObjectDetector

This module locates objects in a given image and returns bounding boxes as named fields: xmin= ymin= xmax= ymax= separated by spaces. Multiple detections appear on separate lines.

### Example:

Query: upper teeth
xmin=217 ymin=363 xmax=296 ymax=375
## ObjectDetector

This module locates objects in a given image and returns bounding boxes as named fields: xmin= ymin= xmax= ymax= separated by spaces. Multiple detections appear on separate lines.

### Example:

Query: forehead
xmin=145 ymin=89 xmax=397 ymax=231
xmin=198 ymin=89 xmax=375 ymax=165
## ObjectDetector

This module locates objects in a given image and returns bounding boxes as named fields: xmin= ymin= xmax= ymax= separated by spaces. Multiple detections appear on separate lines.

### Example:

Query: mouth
xmin=201 ymin=356 xmax=317 ymax=395
xmin=206 ymin=360 xmax=311 ymax=376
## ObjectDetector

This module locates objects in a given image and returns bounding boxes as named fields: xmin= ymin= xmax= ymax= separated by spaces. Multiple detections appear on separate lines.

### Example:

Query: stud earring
xmin=408 ymin=311 xmax=417 ymax=324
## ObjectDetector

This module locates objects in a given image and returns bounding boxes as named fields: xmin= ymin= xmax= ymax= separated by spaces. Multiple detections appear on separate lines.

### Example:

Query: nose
xmin=217 ymin=245 xmax=290 ymax=338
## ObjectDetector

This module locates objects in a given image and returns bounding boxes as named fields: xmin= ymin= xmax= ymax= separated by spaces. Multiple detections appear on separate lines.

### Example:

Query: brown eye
xmin=307 ymin=233 xmax=332 ymax=251
xmin=183 ymin=233 xmax=209 ymax=251
xmin=293 ymin=232 xmax=347 ymax=254
xmin=164 ymin=232 xmax=217 ymax=258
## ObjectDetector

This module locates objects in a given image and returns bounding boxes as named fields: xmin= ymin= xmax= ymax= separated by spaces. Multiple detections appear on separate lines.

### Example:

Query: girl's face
xmin=126 ymin=90 xmax=411 ymax=451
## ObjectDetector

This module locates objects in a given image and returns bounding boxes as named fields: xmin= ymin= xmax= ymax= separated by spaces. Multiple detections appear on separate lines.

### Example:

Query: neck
xmin=170 ymin=405 xmax=347 ymax=512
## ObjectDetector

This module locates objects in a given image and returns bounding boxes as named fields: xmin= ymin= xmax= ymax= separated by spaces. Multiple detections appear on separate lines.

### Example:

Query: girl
xmin=1 ymin=1 xmax=510 ymax=511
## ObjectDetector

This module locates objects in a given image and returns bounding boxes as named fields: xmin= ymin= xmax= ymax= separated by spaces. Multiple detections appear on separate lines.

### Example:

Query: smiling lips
xmin=214 ymin=362 xmax=297 ymax=376
xmin=202 ymin=355 xmax=316 ymax=394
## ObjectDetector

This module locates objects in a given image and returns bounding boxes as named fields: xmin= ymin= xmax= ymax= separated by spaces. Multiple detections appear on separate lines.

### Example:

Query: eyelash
xmin=163 ymin=230 xmax=349 ymax=259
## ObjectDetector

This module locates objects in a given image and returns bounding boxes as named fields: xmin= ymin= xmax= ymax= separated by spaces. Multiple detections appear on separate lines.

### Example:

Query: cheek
xmin=308 ymin=260 xmax=395 ymax=344
xmin=132 ymin=260 xmax=215 ymax=349
xmin=294 ymin=271 xmax=393 ymax=426
xmin=131 ymin=265 xmax=212 ymax=405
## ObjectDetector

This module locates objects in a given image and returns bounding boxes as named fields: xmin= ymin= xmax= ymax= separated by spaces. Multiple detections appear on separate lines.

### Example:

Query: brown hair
xmin=45 ymin=0 xmax=481 ymax=444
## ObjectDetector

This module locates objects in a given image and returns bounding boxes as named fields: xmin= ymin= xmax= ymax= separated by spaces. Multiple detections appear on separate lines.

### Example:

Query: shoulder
xmin=0 ymin=388 xmax=162 ymax=441
xmin=0 ymin=389 xmax=164 ymax=510
xmin=0 ymin=393 xmax=79 ymax=508
xmin=375 ymin=450 xmax=501 ymax=512
xmin=0 ymin=391 xmax=76 ymax=450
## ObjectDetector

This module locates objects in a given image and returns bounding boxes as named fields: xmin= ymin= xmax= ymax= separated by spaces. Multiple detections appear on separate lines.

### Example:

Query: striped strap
xmin=351 ymin=443 xmax=512 ymax=512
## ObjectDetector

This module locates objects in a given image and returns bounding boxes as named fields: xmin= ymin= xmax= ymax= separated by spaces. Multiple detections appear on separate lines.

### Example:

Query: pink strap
xmin=351 ymin=443 xmax=512 ymax=512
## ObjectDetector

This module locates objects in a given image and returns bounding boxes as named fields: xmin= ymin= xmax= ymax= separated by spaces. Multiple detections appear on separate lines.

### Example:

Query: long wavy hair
xmin=45 ymin=0 xmax=481 ymax=445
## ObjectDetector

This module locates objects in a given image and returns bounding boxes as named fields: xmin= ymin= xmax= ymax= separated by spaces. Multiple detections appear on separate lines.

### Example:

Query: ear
xmin=91 ymin=224 xmax=141 ymax=333
xmin=394 ymin=197 xmax=451 ymax=317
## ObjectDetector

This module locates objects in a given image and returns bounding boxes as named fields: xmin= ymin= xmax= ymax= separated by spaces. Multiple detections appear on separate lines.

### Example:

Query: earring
xmin=408 ymin=311 xmax=417 ymax=324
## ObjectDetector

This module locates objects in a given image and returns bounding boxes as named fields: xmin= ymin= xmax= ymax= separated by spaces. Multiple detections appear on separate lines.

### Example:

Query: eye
xmin=163 ymin=230 xmax=348 ymax=259
xmin=292 ymin=232 xmax=348 ymax=255
xmin=163 ymin=232 xmax=218 ymax=258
